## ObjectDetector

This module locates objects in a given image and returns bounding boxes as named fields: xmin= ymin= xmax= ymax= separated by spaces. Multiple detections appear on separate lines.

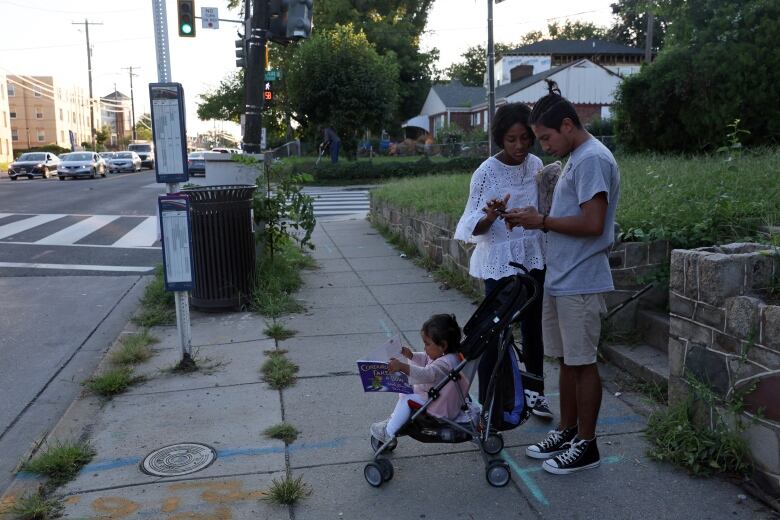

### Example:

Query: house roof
xmin=506 ymin=39 xmax=645 ymax=57
xmin=102 ymin=90 xmax=130 ymax=100
xmin=432 ymin=79 xmax=485 ymax=109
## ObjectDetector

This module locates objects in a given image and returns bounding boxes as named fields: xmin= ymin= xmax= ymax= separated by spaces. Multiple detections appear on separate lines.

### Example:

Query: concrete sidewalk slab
xmin=301 ymin=270 xmax=363 ymax=288
xmin=283 ymin=332 xmax=390 ymax=378
xmin=279 ymin=304 xmax=394 ymax=336
xmin=359 ymin=267 xmax=434 ymax=285
xmin=347 ymin=255 xmax=416 ymax=271
xmin=334 ymin=243 xmax=399 ymax=258
xmin=367 ymin=282 xmax=461 ymax=305
xmin=150 ymin=312 xmax=270 ymax=347
xmin=312 ymin=258 xmax=353 ymax=273
xmin=382 ymin=300 xmax=479 ymax=332
xmin=295 ymin=285 xmax=377 ymax=309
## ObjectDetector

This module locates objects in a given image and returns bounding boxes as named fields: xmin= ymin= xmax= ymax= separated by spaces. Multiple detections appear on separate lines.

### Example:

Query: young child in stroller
xmin=369 ymin=314 xmax=471 ymax=445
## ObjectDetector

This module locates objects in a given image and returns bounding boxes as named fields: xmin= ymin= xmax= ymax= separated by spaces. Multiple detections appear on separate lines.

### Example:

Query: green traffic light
xmin=181 ymin=23 xmax=193 ymax=34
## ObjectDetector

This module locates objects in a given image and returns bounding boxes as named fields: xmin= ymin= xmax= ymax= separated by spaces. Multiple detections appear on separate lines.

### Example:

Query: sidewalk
xmin=1 ymin=217 xmax=776 ymax=519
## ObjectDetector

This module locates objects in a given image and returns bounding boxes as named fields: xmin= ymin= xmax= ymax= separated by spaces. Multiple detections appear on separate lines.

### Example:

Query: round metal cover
xmin=141 ymin=443 xmax=217 ymax=477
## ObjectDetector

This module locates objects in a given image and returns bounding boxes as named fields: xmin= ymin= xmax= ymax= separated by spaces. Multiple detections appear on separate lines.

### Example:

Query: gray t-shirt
xmin=545 ymin=137 xmax=621 ymax=296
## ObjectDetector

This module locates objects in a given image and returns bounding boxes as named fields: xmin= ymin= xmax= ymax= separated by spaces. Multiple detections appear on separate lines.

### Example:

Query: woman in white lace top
xmin=453 ymin=102 xmax=552 ymax=420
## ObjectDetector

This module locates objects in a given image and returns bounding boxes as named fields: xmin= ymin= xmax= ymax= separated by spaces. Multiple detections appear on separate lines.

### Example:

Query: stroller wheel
xmin=484 ymin=433 xmax=504 ymax=455
xmin=364 ymin=462 xmax=384 ymax=487
xmin=376 ymin=458 xmax=394 ymax=481
xmin=370 ymin=435 xmax=397 ymax=453
xmin=486 ymin=460 xmax=511 ymax=487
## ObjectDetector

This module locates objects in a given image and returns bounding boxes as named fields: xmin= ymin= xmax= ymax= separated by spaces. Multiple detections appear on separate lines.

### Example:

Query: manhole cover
xmin=141 ymin=443 xmax=217 ymax=477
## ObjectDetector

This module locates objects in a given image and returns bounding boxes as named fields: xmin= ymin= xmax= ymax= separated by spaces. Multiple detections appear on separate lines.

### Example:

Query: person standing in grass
xmin=504 ymin=81 xmax=620 ymax=475
xmin=453 ymin=102 xmax=553 ymax=421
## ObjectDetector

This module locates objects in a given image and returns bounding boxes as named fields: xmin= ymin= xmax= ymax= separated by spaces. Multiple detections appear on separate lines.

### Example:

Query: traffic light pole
xmin=243 ymin=0 xmax=268 ymax=154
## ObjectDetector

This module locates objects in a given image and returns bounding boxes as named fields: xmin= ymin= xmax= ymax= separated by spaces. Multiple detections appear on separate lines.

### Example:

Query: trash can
xmin=184 ymin=185 xmax=257 ymax=311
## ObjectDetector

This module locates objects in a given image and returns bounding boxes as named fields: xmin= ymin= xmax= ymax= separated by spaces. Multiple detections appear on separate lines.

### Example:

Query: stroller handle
xmin=507 ymin=261 xmax=529 ymax=274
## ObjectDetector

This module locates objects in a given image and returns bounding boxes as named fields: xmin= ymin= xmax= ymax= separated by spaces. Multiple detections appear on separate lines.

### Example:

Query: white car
xmin=57 ymin=152 xmax=107 ymax=180
xmin=107 ymin=151 xmax=142 ymax=173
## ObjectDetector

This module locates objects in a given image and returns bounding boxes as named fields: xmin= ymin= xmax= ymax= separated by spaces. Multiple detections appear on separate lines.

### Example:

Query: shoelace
xmin=538 ymin=429 xmax=564 ymax=449
xmin=556 ymin=440 xmax=586 ymax=465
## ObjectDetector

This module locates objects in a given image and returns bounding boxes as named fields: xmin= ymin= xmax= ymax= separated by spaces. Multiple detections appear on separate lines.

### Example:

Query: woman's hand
xmin=482 ymin=193 xmax=511 ymax=221
xmin=400 ymin=346 xmax=413 ymax=359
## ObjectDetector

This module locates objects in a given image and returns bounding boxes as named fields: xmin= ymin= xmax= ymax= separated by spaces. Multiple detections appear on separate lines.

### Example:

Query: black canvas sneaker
xmin=542 ymin=437 xmax=601 ymax=475
xmin=525 ymin=425 xmax=577 ymax=459
xmin=532 ymin=395 xmax=554 ymax=419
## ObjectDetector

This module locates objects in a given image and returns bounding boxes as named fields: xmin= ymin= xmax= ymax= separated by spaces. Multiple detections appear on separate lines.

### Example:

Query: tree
xmin=286 ymin=24 xmax=399 ymax=156
xmin=135 ymin=114 xmax=152 ymax=141
xmin=613 ymin=0 xmax=780 ymax=152
xmin=95 ymin=126 xmax=110 ymax=151
xmin=608 ymin=0 xmax=669 ymax=51
xmin=197 ymin=71 xmax=243 ymax=124
xmin=547 ymin=20 xmax=608 ymax=40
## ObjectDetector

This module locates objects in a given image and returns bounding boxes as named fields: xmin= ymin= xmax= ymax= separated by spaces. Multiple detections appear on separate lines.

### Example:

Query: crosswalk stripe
xmin=0 ymin=213 xmax=10 ymax=219
xmin=315 ymin=209 xmax=369 ymax=216
xmin=35 ymin=215 xmax=121 ymax=245
xmin=0 ymin=261 xmax=154 ymax=273
xmin=111 ymin=217 xmax=158 ymax=248
xmin=0 ymin=214 xmax=67 ymax=240
xmin=312 ymin=202 xmax=370 ymax=207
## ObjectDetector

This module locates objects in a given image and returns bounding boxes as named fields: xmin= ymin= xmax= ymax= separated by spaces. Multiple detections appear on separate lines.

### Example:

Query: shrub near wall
xmin=284 ymin=156 xmax=483 ymax=183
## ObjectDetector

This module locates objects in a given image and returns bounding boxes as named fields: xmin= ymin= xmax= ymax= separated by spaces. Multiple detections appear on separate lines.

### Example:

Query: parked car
xmin=8 ymin=152 xmax=60 ymax=180
xmin=107 ymin=151 xmax=142 ymax=173
xmin=99 ymin=152 xmax=117 ymax=160
xmin=127 ymin=142 xmax=155 ymax=169
xmin=57 ymin=152 xmax=107 ymax=180
xmin=187 ymin=151 xmax=206 ymax=176
xmin=211 ymin=147 xmax=242 ymax=154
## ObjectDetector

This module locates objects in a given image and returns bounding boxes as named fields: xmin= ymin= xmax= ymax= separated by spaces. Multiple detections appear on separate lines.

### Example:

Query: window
xmin=61 ymin=130 xmax=65 ymax=142
xmin=35 ymin=107 xmax=43 ymax=119
xmin=7 ymin=84 xmax=15 ymax=97
xmin=9 ymin=111 xmax=16 ymax=119
xmin=33 ymin=88 xmax=42 ymax=97
xmin=11 ymin=128 xmax=18 ymax=141
xmin=37 ymin=129 xmax=45 ymax=142
xmin=59 ymin=108 xmax=63 ymax=121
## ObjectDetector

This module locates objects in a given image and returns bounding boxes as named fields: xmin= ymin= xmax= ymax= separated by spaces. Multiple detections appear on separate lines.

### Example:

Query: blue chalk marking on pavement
xmin=82 ymin=456 xmax=143 ymax=472
xmin=500 ymin=452 xmax=550 ymax=506
xmin=522 ymin=414 xmax=643 ymax=434
xmin=379 ymin=319 xmax=393 ymax=337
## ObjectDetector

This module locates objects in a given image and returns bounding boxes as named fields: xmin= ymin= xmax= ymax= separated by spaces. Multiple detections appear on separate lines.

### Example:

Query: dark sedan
xmin=187 ymin=152 xmax=206 ymax=176
xmin=8 ymin=152 xmax=60 ymax=180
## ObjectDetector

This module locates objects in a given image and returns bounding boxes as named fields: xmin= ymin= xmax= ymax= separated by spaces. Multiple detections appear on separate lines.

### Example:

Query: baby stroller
xmin=365 ymin=262 xmax=540 ymax=488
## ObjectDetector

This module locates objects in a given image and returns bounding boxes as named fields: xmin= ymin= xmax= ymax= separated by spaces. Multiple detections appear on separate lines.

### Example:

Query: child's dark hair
xmin=492 ymin=102 xmax=534 ymax=150
xmin=529 ymin=80 xmax=582 ymax=131
xmin=422 ymin=314 xmax=461 ymax=353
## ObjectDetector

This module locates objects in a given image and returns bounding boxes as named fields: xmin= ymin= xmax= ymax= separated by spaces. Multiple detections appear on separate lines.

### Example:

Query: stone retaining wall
xmin=668 ymin=243 xmax=780 ymax=497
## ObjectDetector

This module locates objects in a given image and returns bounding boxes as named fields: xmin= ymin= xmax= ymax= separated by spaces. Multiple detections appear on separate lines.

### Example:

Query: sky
xmin=1 ymin=0 xmax=615 ymax=139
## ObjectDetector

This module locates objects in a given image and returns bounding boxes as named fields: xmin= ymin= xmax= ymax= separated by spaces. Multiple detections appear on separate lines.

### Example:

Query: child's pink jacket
xmin=407 ymin=352 xmax=469 ymax=421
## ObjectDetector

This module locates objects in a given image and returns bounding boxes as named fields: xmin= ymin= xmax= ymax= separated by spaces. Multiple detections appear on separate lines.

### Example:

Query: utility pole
xmin=122 ymin=66 xmax=140 ymax=141
xmin=644 ymin=11 xmax=655 ymax=64
xmin=243 ymin=0 xmax=267 ymax=153
xmin=73 ymin=19 xmax=102 ymax=151
xmin=487 ymin=0 xmax=496 ymax=157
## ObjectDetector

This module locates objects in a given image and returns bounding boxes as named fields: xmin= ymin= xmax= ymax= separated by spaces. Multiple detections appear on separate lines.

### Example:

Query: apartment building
xmin=100 ymin=90 xmax=133 ymax=146
xmin=7 ymin=75 xmax=92 ymax=151
xmin=0 ymin=72 xmax=13 ymax=163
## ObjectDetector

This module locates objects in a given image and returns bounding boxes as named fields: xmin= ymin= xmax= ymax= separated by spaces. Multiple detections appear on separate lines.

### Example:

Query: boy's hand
xmin=400 ymin=346 xmax=413 ymax=359
xmin=505 ymin=206 xmax=544 ymax=230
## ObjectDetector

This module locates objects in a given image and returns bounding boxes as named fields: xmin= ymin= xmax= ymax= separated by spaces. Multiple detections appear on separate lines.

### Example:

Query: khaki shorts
xmin=542 ymin=293 xmax=607 ymax=366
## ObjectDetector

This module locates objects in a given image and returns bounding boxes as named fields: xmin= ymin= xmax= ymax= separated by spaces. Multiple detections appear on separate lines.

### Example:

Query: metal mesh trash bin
xmin=184 ymin=185 xmax=257 ymax=311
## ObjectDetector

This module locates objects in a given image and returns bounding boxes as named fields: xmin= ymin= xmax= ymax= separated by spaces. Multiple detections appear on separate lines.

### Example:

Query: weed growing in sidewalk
xmin=264 ymin=422 xmax=299 ymax=444
xmin=264 ymin=322 xmax=297 ymax=341
xmin=264 ymin=474 xmax=310 ymax=505
xmin=110 ymin=330 xmax=158 ymax=366
xmin=8 ymin=491 xmax=62 ymax=519
xmin=21 ymin=441 xmax=95 ymax=486
xmin=261 ymin=350 xmax=298 ymax=389
xmin=252 ymin=238 xmax=316 ymax=317
xmin=133 ymin=265 xmax=175 ymax=327
xmin=84 ymin=367 xmax=140 ymax=397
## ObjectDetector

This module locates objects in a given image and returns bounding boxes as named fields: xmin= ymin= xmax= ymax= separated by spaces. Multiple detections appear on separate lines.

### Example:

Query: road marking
xmin=0 ymin=214 xmax=67 ymax=239
xmin=35 ymin=215 xmax=121 ymax=245
xmin=111 ymin=217 xmax=158 ymax=248
xmin=0 ymin=261 xmax=154 ymax=272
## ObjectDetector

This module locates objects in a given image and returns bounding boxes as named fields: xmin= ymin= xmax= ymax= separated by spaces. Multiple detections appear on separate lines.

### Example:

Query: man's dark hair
xmin=491 ymin=102 xmax=535 ymax=150
xmin=529 ymin=80 xmax=582 ymax=131
xmin=421 ymin=313 xmax=462 ymax=354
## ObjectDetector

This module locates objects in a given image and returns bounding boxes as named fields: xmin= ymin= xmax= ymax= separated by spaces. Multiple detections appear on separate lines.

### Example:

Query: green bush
xmin=21 ymin=441 xmax=95 ymax=486
xmin=132 ymin=266 xmax=176 ymax=327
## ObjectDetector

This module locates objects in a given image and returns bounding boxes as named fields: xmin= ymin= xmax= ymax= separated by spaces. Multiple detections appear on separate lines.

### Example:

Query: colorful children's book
xmin=357 ymin=335 xmax=413 ymax=394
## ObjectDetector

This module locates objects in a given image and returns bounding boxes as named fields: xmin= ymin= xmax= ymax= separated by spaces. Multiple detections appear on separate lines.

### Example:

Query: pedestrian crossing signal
xmin=263 ymin=82 xmax=273 ymax=109
xmin=177 ymin=0 xmax=196 ymax=37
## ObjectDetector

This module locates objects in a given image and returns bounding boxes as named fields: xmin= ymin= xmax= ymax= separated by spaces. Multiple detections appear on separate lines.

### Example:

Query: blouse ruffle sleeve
xmin=454 ymin=164 xmax=490 ymax=244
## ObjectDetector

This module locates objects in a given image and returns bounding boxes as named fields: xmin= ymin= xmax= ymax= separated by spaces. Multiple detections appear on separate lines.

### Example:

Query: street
xmin=0 ymin=170 xmax=164 ymax=494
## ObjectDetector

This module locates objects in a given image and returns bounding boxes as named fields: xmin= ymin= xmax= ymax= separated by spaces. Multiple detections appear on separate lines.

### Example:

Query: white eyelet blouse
xmin=454 ymin=154 xmax=546 ymax=280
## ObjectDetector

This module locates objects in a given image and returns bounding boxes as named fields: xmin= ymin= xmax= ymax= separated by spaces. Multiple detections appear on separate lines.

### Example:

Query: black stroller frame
xmin=365 ymin=262 xmax=540 ymax=488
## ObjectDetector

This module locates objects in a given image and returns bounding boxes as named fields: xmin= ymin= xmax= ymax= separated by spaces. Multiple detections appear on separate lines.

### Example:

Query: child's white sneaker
xmin=370 ymin=420 xmax=390 ymax=444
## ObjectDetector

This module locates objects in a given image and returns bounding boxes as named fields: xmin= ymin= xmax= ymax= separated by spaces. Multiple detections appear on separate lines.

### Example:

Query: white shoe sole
xmin=532 ymin=409 xmax=554 ymax=419
xmin=542 ymin=459 xmax=601 ymax=474
xmin=525 ymin=447 xmax=567 ymax=459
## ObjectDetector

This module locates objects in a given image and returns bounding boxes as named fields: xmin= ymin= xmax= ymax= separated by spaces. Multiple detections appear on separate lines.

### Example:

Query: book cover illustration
xmin=357 ymin=335 xmax=413 ymax=394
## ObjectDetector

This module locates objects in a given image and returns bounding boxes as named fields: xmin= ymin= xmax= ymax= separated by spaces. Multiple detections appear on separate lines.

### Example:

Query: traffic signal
xmin=177 ymin=0 xmax=196 ymax=37
xmin=263 ymin=82 xmax=273 ymax=110
xmin=286 ymin=0 xmax=313 ymax=39
xmin=235 ymin=38 xmax=246 ymax=68
xmin=268 ymin=0 xmax=289 ymax=44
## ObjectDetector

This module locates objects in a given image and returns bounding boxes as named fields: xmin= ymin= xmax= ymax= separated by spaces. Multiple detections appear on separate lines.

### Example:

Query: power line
xmin=0 ymin=1 xmax=144 ymax=15
xmin=0 ymin=36 xmax=151 ymax=53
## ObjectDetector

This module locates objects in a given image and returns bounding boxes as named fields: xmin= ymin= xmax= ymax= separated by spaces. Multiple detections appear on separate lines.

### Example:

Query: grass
xmin=21 ymin=441 xmax=95 ymax=487
xmin=371 ymin=149 xmax=780 ymax=249
xmin=646 ymin=398 xmax=752 ymax=477
xmin=7 ymin=492 xmax=62 ymax=519
xmin=264 ymin=322 xmax=297 ymax=341
xmin=264 ymin=474 xmax=310 ymax=505
xmin=132 ymin=265 xmax=176 ymax=327
xmin=252 ymin=239 xmax=316 ymax=317
xmin=84 ymin=366 xmax=139 ymax=397
xmin=260 ymin=350 xmax=299 ymax=389
xmin=110 ymin=330 xmax=158 ymax=365
xmin=263 ymin=422 xmax=299 ymax=444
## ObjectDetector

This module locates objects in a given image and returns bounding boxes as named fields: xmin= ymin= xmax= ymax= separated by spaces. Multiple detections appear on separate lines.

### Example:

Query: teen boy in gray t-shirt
xmin=505 ymin=81 xmax=620 ymax=476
